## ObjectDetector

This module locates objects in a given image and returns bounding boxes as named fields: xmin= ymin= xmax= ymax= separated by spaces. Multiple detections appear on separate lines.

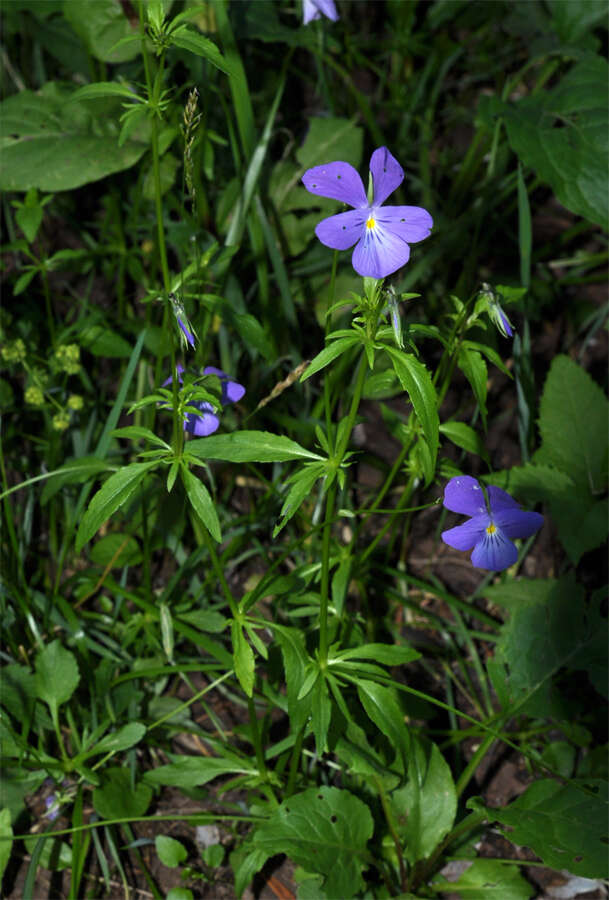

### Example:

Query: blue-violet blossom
xmin=441 ymin=475 xmax=543 ymax=571
xmin=164 ymin=365 xmax=245 ymax=437
xmin=303 ymin=0 xmax=339 ymax=24
xmin=302 ymin=146 xmax=433 ymax=279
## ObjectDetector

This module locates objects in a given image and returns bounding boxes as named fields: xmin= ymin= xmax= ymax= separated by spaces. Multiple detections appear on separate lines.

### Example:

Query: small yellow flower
xmin=25 ymin=385 xmax=45 ymax=406
xmin=67 ymin=394 xmax=84 ymax=411
xmin=52 ymin=410 xmax=70 ymax=432
xmin=1 ymin=338 xmax=26 ymax=364
xmin=55 ymin=344 xmax=80 ymax=374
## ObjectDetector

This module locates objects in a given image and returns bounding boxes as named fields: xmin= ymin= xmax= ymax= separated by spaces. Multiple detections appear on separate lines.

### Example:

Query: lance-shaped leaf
xmin=75 ymin=461 xmax=157 ymax=551
xmin=182 ymin=466 xmax=221 ymax=542
xmin=384 ymin=346 xmax=439 ymax=480
xmin=187 ymin=431 xmax=322 ymax=464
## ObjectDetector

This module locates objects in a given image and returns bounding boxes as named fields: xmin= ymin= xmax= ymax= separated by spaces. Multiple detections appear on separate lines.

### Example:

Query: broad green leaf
xmin=231 ymin=842 xmax=271 ymax=900
xmin=432 ymin=858 xmax=534 ymax=899
xmin=182 ymin=467 xmax=221 ymax=542
xmin=80 ymin=325 xmax=133 ymax=358
xmin=155 ymin=835 xmax=188 ymax=868
xmin=63 ymin=0 xmax=139 ymax=63
xmin=252 ymin=786 xmax=373 ymax=899
xmin=302 ymin=337 xmax=359 ymax=381
xmin=170 ymin=26 xmax=232 ymax=75
xmin=356 ymin=680 xmax=410 ymax=768
xmin=76 ymin=461 xmax=157 ymax=551
xmin=335 ymin=644 xmax=420 ymax=666
xmin=187 ymin=431 xmax=321 ymax=463
xmin=296 ymin=117 xmax=363 ymax=171
xmin=90 ymin=533 xmax=141 ymax=567
xmin=335 ymin=720 xmax=402 ymax=791
xmin=440 ymin=421 xmax=490 ymax=465
xmin=457 ymin=347 xmax=488 ymax=429
xmin=500 ymin=55 xmax=608 ymax=229
xmin=535 ymin=355 xmax=608 ymax=495
xmin=470 ymin=780 xmax=608 ymax=880
xmin=391 ymin=737 xmax=457 ymax=864
xmin=0 ymin=85 xmax=147 ymax=191
xmin=85 ymin=722 xmax=146 ymax=758
xmin=143 ymin=756 xmax=255 ymax=789
xmin=92 ymin=768 xmax=152 ymax=819
xmin=384 ymin=347 xmax=439 ymax=481
xmin=0 ymin=808 xmax=13 ymax=881
xmin=490 ymin=574 xmax=607 ymax=714
xmin=35 ymin=640 xmax=80 ymax=710
xmin=231 ymin=621 xmax=255 ymax=697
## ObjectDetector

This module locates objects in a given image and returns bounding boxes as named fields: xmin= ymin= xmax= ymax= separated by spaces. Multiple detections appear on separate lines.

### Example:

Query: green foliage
xmin=432 ymin=858 xmax=535 ymax=899
xmin=92 ymin=768 xmax=152 ymax=819
xmin=470 ymin=779 xmax=609 ymax=880
xmin=0 ymin=85 xmax=148 ymax=191
xmin=252 ymin=787 xmax=374 ymax=898
xmin=155 ymin=834 xmax=188 ymax=868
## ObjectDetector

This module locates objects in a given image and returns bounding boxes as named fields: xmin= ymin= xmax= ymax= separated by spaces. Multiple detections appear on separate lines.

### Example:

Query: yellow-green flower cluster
xmin=52 ymin=410 xmax=70 ymax=432
xmin=54 ymin=344 xmax=80 ymax=375
xmin=25 ymin=385 xmax=45 ymax=406
xmin=2 ymin=338 xmax=26 ymax=364
xmin=67 ymin=394 xmax=84 ymax=411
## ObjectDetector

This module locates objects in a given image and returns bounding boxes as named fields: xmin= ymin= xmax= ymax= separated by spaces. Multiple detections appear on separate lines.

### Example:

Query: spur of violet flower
xmin=164 ymin=365 xmax=245 ymax=437
xmin=441 ymin=475 xmax=543 ymax=571
xmin=303 ymin=0 xmax=339 ymax=24
xmin=302 ymin=146 xmax=433 ymax=279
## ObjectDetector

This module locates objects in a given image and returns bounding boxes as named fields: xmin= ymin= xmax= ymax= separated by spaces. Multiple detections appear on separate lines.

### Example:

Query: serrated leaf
xmin=470 ymin=780 xmax=608 ymax=880
xmin=170 ymin=26 xmax=232 ymax=75
xmin=143 ymin=756 xmax=255 ymax=789
xmin=535 ymin=355 xmax=608 ymax=495
xmin=500 ymin=55 xmax=608 ymax=228
xmin=187 ymin=431 xmax=321 ymax=463
xmin=384 ymin=347 xmax=439 ymax=481
xmin=182 ymin=467 xmax=221 ymax=542
xmin=35 ymin=640 xmax=80 ymax=710
xmin=252 ymin=787 xmax=373 ymax=898
xmin=76 ymin=461 xmax=156 ymax=551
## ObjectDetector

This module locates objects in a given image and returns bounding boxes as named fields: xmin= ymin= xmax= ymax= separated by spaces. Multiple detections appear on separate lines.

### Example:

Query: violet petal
xmin=302 ymin=161 xmax=367 ymax=207
xmin=370 ymin=147 xmax=404 ymax=206
xmin=471 ymin=529 xmax=518 ymax=570
xmin=443 ymin=476 xmax=487 ymax=516
xmin=351 ymin=222 xmax=411 ymax=279
xmin=315 ymin=209 xmax=367 ymax=250
xmin=374 ymin=206 xmax=433 ymax=244
xmin=493 ymin=508 xmax=544 ymax=540
xmin=441 ymin=516 xmax=488 ymax=552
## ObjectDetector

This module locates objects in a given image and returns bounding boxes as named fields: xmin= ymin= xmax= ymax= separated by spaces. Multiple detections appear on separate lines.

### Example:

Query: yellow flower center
xmin=486 ymin=522 xmax=496 ymax=535
xmin=366 ymin=216 xmax=376 ymax=230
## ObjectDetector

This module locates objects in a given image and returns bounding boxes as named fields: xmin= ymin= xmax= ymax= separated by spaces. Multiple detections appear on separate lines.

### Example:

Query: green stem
xmin=201 ymin=527 xmax=238 ymax=620
xmin=247 ymin=695 xmax=275 ymax=803
xmin=455 ymin=732 xmax=496 ymax=799
xmin=285 ymin=724 xmax=306 ymax=797
xmin=376 ymin=776 xmax=407 ymax=893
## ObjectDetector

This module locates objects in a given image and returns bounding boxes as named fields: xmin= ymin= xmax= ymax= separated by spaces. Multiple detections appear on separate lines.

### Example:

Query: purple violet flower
xmin=177 ymin=316 xmax=196 ymax=348
xmin=303 ymin=0 xmax=339 ymax=24
xmin=163 ymin=365 xmax=245 ymax=437
xmin=301 ymin=147 xmax=433 ymax=279
xmin=441 ymin=475 xmax=543 ymax=571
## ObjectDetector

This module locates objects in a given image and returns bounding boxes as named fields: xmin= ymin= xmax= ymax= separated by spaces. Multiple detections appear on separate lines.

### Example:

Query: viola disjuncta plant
xmin=302 ymin=0 xmax=339 ymax=25
xmin=164 ymin=365 xmax=245 ymax=437
xmin=441 ymin=475 xmax=544 ymax=571
xmin=302 ymin=146 xmax=433 ymax=279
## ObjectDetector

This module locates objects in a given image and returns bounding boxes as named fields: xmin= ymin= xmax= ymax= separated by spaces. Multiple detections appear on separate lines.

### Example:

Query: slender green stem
xmin=318 ymin=480 xmax=337 ymax=666
xmin=201 ymin=528 xmax=238 ymax=619
xmin=285 ymin=723 xmax=306 ymax=797
xmin=247 ymin=695 xmax=275 ymax=803
xmin=455 ymin=733 xmax=496 ymax=798
xmin=376 ymin=776 xmax=407 ymax=893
